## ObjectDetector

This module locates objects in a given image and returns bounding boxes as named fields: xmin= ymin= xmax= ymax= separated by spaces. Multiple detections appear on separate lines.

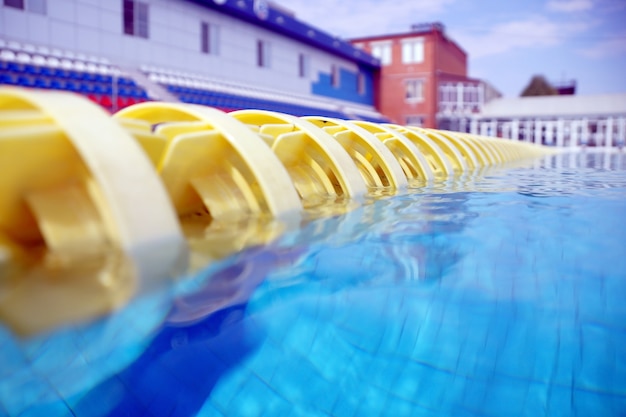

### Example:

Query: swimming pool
xmin=2 ymin=149 xmax=625 ymax=417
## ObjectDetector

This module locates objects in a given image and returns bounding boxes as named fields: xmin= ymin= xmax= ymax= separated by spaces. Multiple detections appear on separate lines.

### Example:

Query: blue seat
xmin=41 ymin=67 xmax=54 ymax=77
xmin=0 ymin=73 xmax=15 ymax=85
xmin=121 ymin=86 xmax=134 ymax=97
xmin=69 ymin=70 xmax=84 ymax=80
xmin=94 ymin=84 xmax=106 ymax=94
xmin=53 ymin=68 xmax=69 ymax=78
xmin=24 ymin=64 xmax=41 ymax=75
xmin=17 ymin=76 xmax=34 ymax=87
xmin=130 ymin=87 xmax=146 ymax=98
xmin=78 ymin=82 xmax=94 ymax=94
xmin=118 ymin=77 xmax=136 ymax=86
xmin=34 ymin=78 xmax=50 ymax=89
xmin=7 ymin=62 xmax=23 ymax=72
xmin=65 ymin=81 xmax=79 ymax=92
xmin=50 ymin=79 xmax=65 ymax=90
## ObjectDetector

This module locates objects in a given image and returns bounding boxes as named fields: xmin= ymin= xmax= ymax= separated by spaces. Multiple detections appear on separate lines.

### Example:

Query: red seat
xmin=99 ymin=95 xmax=112 ymax=108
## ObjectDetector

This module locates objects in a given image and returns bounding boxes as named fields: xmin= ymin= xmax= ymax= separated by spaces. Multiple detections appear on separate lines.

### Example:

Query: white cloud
xmin=276 ymin=0 xmax=455 ymax=38
xmin=578 ymin=32 xmax=626 ymax=58
xmin=546 ymin=0 xmax=593 ymax=13
xmin=450 ymin=16 xmax=591 ymax=59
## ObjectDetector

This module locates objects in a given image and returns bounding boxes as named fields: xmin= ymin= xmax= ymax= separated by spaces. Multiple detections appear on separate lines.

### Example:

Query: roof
xmin=188 ymin=0 xmax=380 ymax=68
xmin=349 ymin=22 xmax=467 ymax=58
xmin=479 ymin=93 xmax=626 ymax=119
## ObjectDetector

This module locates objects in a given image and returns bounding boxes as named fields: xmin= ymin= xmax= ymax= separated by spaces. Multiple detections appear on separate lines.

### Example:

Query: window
xmin=371 ymin=42 xmax=391 ymax=65
xmin=357 ymin=72 xmax=365 ymax=95
xmin=401 ymin=38 xmax=424 ymax=64
xmin=123 ymin=0 xmax=149 ymax=38
xmin=201 ymin=22 xmax=219 ymax=55
xmin=331 ymin=65 xmax=340 ymax=87
xmin=4 ymin=0 xmax=24 ymax=9
xmin=298 ymin=53 xmax=309 ymax=78
xmin=2 ymin=0 xmax=44 ymax=12
xmin=405 ymin=115 xmax=424 ymax=127
xmin=405 ymin=79 xmax=424 ymax=102
xmin=257 ymin=39 xmax=271 ymax=68
xmin=27 ymin=0 xmax=45 ymax=14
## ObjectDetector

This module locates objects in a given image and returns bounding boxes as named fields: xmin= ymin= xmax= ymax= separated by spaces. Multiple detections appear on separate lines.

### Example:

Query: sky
xmin=278 ymin=0 xmax=626 ymax=97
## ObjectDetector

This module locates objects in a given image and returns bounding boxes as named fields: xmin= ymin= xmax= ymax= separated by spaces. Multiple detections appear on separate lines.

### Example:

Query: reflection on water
xmin=1 ymin=150 xmax=626 ymax=416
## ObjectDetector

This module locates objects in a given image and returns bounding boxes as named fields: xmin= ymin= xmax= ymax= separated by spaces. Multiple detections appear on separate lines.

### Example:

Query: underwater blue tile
xmin=17 ymin=400 xmax=73 ymax=417
xmin=460 ymin=376 xmax=488 ymax=413
xmin=612 ymin=332 xmax=626 ymax=393
xmin=408 ymin=366 xmax=453 ymax=410
xmin=44 ymin=353 xmax=101 ymax=399
xmin=577 ymin=322 xmax=620 ymax=393
xmin=207 ymin=374 xmax=246 ymax=416
xmin=538 ymin=324 xmax=579 ymax=389
xmin=522 ymin=382 xmax=552 ymax=417
xmin=0 ymin=369 xmax=58 ymax=417
xmin=227 ymin=375 xmax=279 ymax=417
xmin=269 ymin=357 xmax=306 ymax=391
xmin=530 ymin=332 xmax=560 ymax=384
xmin=352 ymin=385 xmax=390 ymax=417
xmin=544 ymin=384 xmax=575 ymax=417
xmin=299 ymin=381 xmax=341 ymax=416
xmin=392 ymin=360 xmax=440 ymax=403
xmin=481 ymin=374 xmax=533 ymax=417
xmin=307 ymin=332 xmax=353 ymax=383
xmin=570 ymin=389 xmax=620 ymax=417
xmin=0 ymin=329 xmax=28 ymax=379
xmin=493 ymin=321 xmax=535 ymax=380
xmin=330 ymin=393 xmax=360 ymax=417
xmin=280 ymin=315 xmax=317 ymax=357
xmin=70 ymin=376 xmax=128 ymax=417
xmin=387 ymin=313 xmax=422 ymax=359
xmin=367 ymin=357 xmax=404 ymax=394
xmin=332 ymin=320 xmax=384 ymax=354
xmin=385 ymin=396 xmax=432 ymax=417
xmin=195 ymin=400 xmax=226 ymax=417
xmin=23 ymin=335 xmax=82 ymax=377
xmin=245 ymin=341 xmax=282 ymax=381
xmin=258 ymin=397 xmax=301 ymax=417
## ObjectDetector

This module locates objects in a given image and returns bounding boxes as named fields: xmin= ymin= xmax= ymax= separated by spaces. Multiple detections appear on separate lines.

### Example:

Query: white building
xmin=469 ymin=93 xmax=626 ymax=148
xmin=0 ymin=0 xmax=385 ymax=119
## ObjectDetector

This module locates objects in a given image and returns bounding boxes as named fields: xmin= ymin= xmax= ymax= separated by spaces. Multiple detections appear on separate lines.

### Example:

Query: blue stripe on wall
xmin=312 ymin=67 xmax=374 ymax=105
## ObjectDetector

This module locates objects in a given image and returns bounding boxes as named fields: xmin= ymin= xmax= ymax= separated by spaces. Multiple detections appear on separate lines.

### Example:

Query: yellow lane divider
xmin=303 ymin=116 xmax=408 ymax=193
xmin=230 ymin=110 xmax=368 ymax=206
xmin=114 ymin=102 xmax=302 ymax=222
xmin=0 ymin=87 xmax=553 ymax=334
xmin=381 ymin=123 xmax=453 ymax=178
xmin=0 ymin=88 xmax=187 ymax=335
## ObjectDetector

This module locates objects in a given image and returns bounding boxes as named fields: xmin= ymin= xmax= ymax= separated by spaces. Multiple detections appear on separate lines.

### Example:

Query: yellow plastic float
xmin=0 ymin=88 xmax=186 ymax=334
xmin=0 ymin=87 xmax=553 ymax=334
xmin=303 ymin=116 xmax=408 ymax=193
xmin=230 ymin=109 xmax=368 ymax=207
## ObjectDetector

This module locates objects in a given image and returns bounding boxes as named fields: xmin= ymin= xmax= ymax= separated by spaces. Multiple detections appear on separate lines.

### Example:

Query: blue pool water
xmin=2 ymin=150 xmax=626 ymax=417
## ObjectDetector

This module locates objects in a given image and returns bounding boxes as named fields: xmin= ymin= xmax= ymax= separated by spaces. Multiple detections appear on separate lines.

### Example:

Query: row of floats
xmin=0 ymin=87 xmax=552 ymax=335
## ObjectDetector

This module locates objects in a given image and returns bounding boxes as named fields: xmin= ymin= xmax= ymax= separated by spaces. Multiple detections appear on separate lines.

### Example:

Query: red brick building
xmin=351 ymin=23 xmax=500 ymax=130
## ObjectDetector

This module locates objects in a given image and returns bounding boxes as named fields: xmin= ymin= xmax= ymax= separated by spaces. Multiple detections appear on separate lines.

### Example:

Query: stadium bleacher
xmin=0 ymin=44 xmax=150 ymax=112
xmin=0 ymin=40 xmax=389 ymax=121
